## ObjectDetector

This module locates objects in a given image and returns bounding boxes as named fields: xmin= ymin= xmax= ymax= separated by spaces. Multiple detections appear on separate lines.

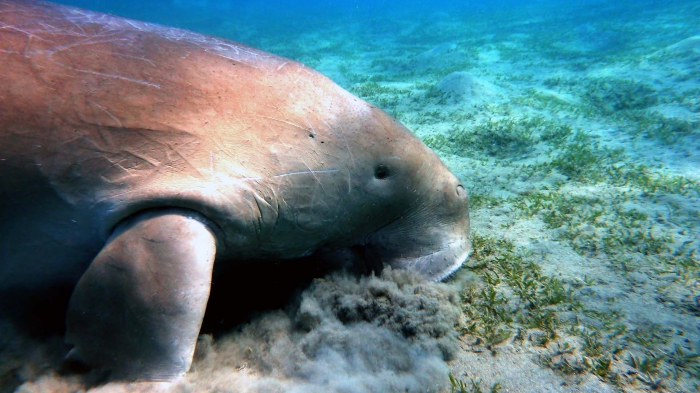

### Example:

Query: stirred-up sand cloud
xmin=3 ymin=269 xmax=461 ymax=393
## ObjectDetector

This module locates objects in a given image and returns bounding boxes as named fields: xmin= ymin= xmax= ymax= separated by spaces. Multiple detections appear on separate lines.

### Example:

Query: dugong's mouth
xmin=312 ymin=232 xmax=470 ymax=282
xmin=352 ymin=172 xmax=471 ymax=281
xmin=356 ymin=225 xmax=471 ymax=282
xmin=381 ymin=237 xmax=471 ymax=282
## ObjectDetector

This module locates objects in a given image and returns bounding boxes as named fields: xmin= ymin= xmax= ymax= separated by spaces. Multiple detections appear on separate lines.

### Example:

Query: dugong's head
xmin=326 ymin=105 xmax=471 ymax=281
xmin=226 ymin=62 xmax=470 ymax=282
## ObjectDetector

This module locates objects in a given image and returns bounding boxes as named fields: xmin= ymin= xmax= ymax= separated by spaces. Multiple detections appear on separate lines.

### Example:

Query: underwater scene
xmin=1 ymin=0 xmax=699 ymax=392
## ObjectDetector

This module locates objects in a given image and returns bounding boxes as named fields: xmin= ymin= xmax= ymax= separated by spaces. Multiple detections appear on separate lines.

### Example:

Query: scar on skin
xmin=87 ymin=99 xmax=123 ymax=127
xmin=272 ymin=169 xmax=340 ymax=178
xmin=73 ymin=68 xmax=162 ymax=89
xmin=45 ymin=34 xmax=128 ymax=57
xmin=105 ymin=50 xmax=157 ymax=67
xmin=256 ymin=115 xmax=308 ymax=131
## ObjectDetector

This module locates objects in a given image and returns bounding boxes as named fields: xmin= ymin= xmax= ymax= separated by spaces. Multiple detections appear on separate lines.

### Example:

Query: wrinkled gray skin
xmin=0 ymin=0 xmax=470 ymax=382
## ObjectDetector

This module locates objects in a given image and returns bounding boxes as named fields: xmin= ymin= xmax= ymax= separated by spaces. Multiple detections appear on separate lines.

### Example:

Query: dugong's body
xmin=0 ymin=0 xmax=470 ymax=381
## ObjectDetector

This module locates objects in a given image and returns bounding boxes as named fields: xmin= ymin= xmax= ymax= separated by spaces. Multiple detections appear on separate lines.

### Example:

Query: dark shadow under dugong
xmin=0 ymin=0 xmax=470 ymax=382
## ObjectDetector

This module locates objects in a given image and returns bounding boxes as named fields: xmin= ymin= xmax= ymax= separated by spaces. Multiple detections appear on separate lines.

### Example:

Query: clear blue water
xmin=48 ymin=0 xmax=700 ymax=76
xmin=51 ymin=0 xmax=696 ymax=49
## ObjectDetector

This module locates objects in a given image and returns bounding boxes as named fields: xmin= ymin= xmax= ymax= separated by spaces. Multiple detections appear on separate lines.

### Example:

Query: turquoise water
xmin=3 ymin=1 xmax=700 ymax=392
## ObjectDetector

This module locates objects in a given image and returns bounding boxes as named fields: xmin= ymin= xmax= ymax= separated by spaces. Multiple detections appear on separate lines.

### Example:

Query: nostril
xmin=456 ymin=185 xmax=467 ymax=198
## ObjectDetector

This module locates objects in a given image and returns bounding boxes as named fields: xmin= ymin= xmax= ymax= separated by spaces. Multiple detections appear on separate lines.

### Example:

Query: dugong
xmin=0 ymin=0 xmax=470 ymax=381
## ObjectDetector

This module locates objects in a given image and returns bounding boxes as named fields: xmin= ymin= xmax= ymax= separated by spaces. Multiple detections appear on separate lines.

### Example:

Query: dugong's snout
xmin=364 ymin=171 xmax=471 ymax=282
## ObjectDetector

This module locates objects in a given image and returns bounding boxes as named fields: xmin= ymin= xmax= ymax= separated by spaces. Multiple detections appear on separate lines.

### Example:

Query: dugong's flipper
xmin=66 ymin=210 xmax=217 ymax=381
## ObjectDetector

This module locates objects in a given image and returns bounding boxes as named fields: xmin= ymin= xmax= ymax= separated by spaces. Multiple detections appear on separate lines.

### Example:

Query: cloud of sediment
xmin=5 ymin=269 xmax=461 ymax=393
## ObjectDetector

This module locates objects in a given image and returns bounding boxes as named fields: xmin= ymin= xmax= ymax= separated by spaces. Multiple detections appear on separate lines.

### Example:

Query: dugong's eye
xmin=374 ymin=164 xmax=391 ymax=180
